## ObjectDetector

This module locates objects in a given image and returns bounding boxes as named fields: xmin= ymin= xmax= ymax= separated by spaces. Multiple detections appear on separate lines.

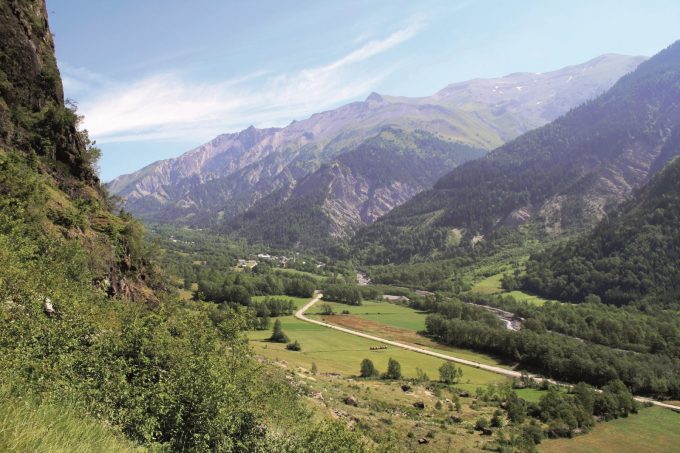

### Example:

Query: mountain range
xmin=109 ymin=54 xmax=644 ymax=241
xmin=225 ymin=128 xmax=485 ymax=247
xmin=353 ymin=41 xmax=680 ymax=264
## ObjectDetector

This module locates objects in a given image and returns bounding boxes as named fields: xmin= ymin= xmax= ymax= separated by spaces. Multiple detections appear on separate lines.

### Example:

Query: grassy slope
xmin=0 ymin=398 xmax=140 ymax=453
xmin=541 ymin=406 xmax=680 ymax=453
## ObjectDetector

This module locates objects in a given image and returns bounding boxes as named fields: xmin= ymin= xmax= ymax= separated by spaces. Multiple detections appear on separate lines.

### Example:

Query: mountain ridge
xmin=109 ymin=54 xmax=645 ymax=228
xmin=226 ymin=128 xmax=485 ymax=247
xmin=352 ymin=41 xmax=680 ymax=264
xmin=523 ymin=153 xmax=680 ymax=307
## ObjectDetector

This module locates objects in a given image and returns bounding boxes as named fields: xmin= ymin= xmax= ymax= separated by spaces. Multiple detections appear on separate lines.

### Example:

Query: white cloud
xmin=63 ymin=22 xmax=423 ymax=144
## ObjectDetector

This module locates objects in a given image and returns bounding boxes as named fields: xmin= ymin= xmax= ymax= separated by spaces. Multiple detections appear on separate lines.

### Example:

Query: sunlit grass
xmin=0 ymin=397 xmax=140 ymax=453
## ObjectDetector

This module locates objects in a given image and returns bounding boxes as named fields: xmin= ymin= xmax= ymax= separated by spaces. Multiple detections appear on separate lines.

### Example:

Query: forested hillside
xmin=0 ymin=2 xmax=368 ymax=451
xmin=523 ymin=155 xmax=680 ymax=307
xmin=353 ymin=41 xmax=680 ymax=264
xmin=226 ymin=128 xmax=484 ymax=248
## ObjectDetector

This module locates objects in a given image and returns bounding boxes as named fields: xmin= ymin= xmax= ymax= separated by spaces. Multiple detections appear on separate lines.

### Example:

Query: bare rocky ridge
xmin=109 ymin=54 xmax=644 ymax=227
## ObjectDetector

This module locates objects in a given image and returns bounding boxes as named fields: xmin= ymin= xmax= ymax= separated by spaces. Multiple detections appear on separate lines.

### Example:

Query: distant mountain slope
xmin=108 ymin=54 xmax=644 ymax=225
xmin=353 ymin=42 xmax=680 ymax=264
xmin=226 ymin=129 xmax=485 ymax=247
xmin=523 ymin=155 xmax=680 ymax=307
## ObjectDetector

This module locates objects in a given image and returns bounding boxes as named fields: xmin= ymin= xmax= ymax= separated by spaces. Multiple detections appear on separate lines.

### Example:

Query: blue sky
xmin=48 ymin=0 xmax=680 ymax=181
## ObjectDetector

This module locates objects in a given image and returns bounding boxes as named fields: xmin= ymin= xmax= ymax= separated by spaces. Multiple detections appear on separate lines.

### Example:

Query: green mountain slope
xmin=523 ymin=156 xmax=680 ymax=307
xmin=353 ymin=41 xmax=680 ymax=264
xmin=225 ymin=128 xmax=485 ymax=248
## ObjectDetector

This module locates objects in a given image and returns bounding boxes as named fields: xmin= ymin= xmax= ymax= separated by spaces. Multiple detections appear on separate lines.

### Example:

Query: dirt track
xmin=296 ymin=294 xmax=680 ymax=412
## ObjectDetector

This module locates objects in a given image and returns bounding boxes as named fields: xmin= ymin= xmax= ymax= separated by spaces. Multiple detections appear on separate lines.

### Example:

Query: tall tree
xmin=360 ymin=358 xmax=378 ymax=378
xmin=269 ymin=319 xmax=289 ymax=343
xmin=383 ymin=358 xmax=402 ymax=380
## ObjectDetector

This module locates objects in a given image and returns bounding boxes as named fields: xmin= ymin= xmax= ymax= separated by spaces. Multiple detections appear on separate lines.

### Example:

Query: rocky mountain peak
xmin=365 ymin=92 xmax=384 ymax=103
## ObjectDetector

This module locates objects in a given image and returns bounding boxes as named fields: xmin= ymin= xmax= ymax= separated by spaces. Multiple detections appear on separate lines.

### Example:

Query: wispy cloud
xmin=65 ymin=22 xmax=424 ymax=144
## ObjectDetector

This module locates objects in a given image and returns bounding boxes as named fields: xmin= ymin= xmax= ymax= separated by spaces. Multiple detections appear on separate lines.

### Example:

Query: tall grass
xmin=0 ymin=397 xmax=141 ymax=453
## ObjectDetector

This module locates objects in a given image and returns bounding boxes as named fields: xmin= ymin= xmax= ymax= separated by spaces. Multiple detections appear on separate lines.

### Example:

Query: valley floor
xmin=540 ymin=406 xmax=680 ymax=453
xmin=247 ymin=294 xmax=680 ymax=452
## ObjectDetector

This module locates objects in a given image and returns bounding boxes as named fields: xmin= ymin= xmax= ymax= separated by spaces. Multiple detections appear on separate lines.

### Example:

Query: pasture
xmin=471 ymin=272 xmax=549 ymax=305
xmin=248 ymin=297 xmax=507 ymax=391
xmin=541 ymin=406 xmax=680 ymax=453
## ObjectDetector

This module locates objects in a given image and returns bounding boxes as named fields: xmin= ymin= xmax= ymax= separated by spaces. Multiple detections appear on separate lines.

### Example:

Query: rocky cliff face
xmin=0 ymin=0 xmax=97 ymax=182
xmin=225 ymin=129 xmax=482 ymax=248
xmin=108 ymin=54 xmax=644 ymax=226
xmin=0 ymin=0 xmax=163 ymax=302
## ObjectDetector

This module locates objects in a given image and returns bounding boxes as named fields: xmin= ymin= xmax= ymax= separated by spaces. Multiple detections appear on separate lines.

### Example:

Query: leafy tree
xmin=323 ymin=284 xmax=363 ymax=305
xmin=439 ymin=361 xmax=463 ymax=384
xmin=286 ymin=340 xmax=301 ymax=351
xmin=505 ymin=392 xmax=528 ymax=423
xmin=269 ymin=319 xmax=289 ymax=343
xmin=360 ymin=358 xmax=378 ymax=378
xmin=320 ymin=303 xmax=335 ymax=315
xmin=383 ymin=358 xmax=402 ymax=380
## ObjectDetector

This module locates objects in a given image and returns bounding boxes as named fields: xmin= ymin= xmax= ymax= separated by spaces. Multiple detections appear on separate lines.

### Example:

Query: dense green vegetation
xmin=0 ymin=3 xmax=372 ymax=451
xmin=425 ymin=298 xmax=680 ymax=398
xmin=322 ymin=284 xmax=364 ymax=305
xmin=526 ymin=301 xmax=679 ymax=356
xmin=523 ymin=156 xmax=680 ymax=308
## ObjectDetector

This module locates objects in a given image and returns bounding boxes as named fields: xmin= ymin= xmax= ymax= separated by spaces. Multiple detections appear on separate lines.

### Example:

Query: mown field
xmin=471 ymin=272 xmax=549 ymax=305
xmin=309 ymin=299 xmax=511 ymax=367
xmin=248 ymin=296 xmax=506 ymax=391
xmin=308 ymin=299 xmax=427 ymax=331
xmin=541 ymin=406 xmax=680 ymax=453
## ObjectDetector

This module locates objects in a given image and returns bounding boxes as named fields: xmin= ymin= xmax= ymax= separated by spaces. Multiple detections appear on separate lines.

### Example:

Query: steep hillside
xmin=354 ymin=41 xmax=680 ymax=264
xmin=226 ymin=129 xmax=485 ymax=247
xmin=523 ymin=156 xmax=680 ymax=307
xmin=0 ymin=3 xmax=371 ymax=451
xmin=108 ymin=54 xmax=643 ymax=225
xmin=0 ymin=0 xmax=159 ymax=300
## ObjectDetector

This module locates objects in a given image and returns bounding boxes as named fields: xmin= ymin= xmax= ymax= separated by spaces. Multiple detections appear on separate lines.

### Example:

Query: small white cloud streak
xmin=65 ymin=22 xmax=423 ymax=144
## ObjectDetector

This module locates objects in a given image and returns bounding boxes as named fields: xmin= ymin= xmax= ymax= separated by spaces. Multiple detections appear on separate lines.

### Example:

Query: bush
xmin=286 ymin=340 xmax=301 ymax=351
xmin=475 ymin=417 xmax=490 ymax=431
xmin=439 ymin=361 xmax=463 ymax=384
xmin=320 ymin=303 xmax=335 ymax=315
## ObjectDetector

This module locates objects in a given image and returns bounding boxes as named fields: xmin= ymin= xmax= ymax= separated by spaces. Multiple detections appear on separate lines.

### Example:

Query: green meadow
xmin=308 ymin=299 xmax=427 ymax=331
xmin=471 ymin=272 xmax=549 ymax=306
xmin=541 ymin=406 xmax=680 ymax=453
xmin=308 ymin=299 xmax=511 ymax=367
xmin=248 ymin=297 xmax=507 ymax=391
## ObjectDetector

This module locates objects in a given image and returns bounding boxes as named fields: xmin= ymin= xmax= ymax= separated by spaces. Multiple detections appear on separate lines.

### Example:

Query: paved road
xmin=295 ymin=294 xmax=680 ymax=411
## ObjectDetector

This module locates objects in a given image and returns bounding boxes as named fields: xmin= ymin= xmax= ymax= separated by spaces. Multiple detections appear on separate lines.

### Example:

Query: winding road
xmin=295 ymin=293 xmax=680 ymax=411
